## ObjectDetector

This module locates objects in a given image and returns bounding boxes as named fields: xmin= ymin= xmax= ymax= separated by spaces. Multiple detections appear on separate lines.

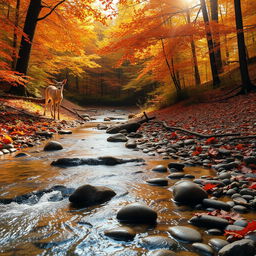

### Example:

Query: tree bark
xmin=12 ymin=0 xmax=20 ymax=70
xmin=186 ymin=9 xmax=201 ymax=86
xmin=200 ymin=0 xmax=220 ymax=87
xmin=210 ymin=0 xmax=223 ymax=73
xmin=234 ymin=0 xmax=255 ymax=93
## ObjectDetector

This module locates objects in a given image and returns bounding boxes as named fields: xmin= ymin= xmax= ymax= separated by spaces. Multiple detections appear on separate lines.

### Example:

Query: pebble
xmin=146 ymin=178 xmax=168 ymax=186
xmin=168 ymin=162 xmax=185 ymax=171
xmin=152 ymin=165 xmax=168 ymax=173
xmin=104 ymin=226 xmax=136 ymax=241
xmin=44 ymin=141 xmax=63 ymax=151
xmin=107 ymin=133 xmax=128 ymax=142
xmin=189 ymin=215 xmax=229 ymax=229
xmin=168 ymin=226 xmax=202 ymax=243
xmin=148 ymin=249 xmax=176 ymax=256
xmin=117 ymin=203 xmax=157 ymax=224
xmin=206 ymin=229 xmax=223 ymax=235
xmin=140 ymin=235 xmax=178 ymax=250
xmin=202 ymin=199 xmax=231 ymax=211
xmin=168 ymin=172 xmax=185 ymax=179
xmin=232 ymin=205 xmax=248 ymax=213
xmin=192 ymin=242 xmax=214 ymax=256
xmin=208 ymin=238 xmax=229 ymax=251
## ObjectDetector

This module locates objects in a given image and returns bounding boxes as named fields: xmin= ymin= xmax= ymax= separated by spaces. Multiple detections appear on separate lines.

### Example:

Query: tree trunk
xmin=234 ymin=0 xmax=255 ymax=93
xmin=210 ymin=0 xmax=223 ymax=73
xmin=200 ymin=0 xmax=220 ymax=87
xmin=186 ymin=9 xmax=201 ymax=86
xmin=10 ymin=0 xmax=42 ymax=96
xmin=12 ymin=0 xmax=20 ymax=70
xmin=75 ymin=76 xmax=79 ymax=92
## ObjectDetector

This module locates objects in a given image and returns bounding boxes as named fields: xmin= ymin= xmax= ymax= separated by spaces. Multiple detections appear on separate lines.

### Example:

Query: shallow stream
xmin=0 ymin=109 xmax=225 ymax=256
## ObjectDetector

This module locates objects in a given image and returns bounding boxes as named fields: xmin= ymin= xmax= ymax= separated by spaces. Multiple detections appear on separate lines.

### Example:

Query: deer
xmin=43 ymin=79 xmax=67 ymax=120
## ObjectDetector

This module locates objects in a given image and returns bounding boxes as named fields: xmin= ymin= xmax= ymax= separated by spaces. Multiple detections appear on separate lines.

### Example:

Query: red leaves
xmin=195 ymin=210 xmax=243 ymax=223
xmin=0 ymin=135 xmax=13 ymax=144
xmin=224 ymin=221 xmax=256 ymax=238
xmin=170 ymin=132 xmax=178 ymax=139
xmin=205 ymin=137 xmax=218 ymax=145
xmin=202 ymin=183 xmax=218 ymax=191
xmin=249 ymin=183 xmax=256 ymax=190
xmin=192 ymin=146 xmax=203 ymax=156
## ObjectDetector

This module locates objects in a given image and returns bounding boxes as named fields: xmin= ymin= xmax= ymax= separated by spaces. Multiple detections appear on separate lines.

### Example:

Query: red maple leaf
xmin=224 ymin=221 xmax=256 ymax=238
xmin=249 ymin=183 xmax=256 ymax=189
xmin=205 ymin=137 xmax=217 ymax=145
xmin=202 ymin=183 xmax=218 ymax=191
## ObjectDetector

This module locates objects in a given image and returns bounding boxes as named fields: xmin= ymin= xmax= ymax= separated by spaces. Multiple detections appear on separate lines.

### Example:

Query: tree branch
xmin=37 ymin=0 xmax=65 ymax=21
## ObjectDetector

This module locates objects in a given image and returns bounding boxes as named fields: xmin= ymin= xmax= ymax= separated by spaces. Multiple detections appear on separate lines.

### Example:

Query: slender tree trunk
xmin=12 ymin=0 xmax=20 ymax=70
xmin=234 ymin=0 xmax=255 ymax=93
xmin=75 ymin=76 xmax=79 ymax=92
xmin=186 ymin=9 xmax=201 ymax=86
xmin=9 ymin=0 xmax=42 ymax=95
xmin=200 ymin=0 xmax=220 ymax=87
xmin=210 ymin=0 xmax=223 ymax=73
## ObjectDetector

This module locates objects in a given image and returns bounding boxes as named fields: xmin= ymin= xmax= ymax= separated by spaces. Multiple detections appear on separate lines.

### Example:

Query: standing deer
xmin=43 ymin=79 xmax=67 ymax=120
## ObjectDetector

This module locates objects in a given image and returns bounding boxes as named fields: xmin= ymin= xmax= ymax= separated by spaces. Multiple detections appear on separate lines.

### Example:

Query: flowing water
xmin=0 ymin=109 xmax=226 ymax=256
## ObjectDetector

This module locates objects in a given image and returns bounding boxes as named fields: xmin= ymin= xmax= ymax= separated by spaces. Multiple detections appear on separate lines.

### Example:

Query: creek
xmin=0 ymin=109 xmax=225 ymax=256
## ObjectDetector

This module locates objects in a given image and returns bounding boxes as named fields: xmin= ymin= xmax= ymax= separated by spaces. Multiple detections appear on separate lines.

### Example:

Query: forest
xmin=0 ymin=0 xmax=255 ymax=106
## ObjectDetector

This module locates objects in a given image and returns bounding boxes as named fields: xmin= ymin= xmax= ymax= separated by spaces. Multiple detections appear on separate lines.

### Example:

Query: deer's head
xmin=53 ymin=79 xmax=67 ymax=90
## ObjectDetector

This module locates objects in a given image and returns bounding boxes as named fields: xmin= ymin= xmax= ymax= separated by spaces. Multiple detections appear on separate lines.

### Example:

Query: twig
xmin=159 ymin=121 xmax=241 ymax=138
xmin=60 ymin=105 xmax=85 ymax=120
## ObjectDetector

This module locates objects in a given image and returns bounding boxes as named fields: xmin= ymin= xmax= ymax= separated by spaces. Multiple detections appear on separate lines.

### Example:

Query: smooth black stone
xmin=117 ymin=203 xmax=157 ymax=224
xmin=140 ymin=235 xmax=178 ymax=250
xmin=152 ymin=165 xmax=168 ymax=173
xmin=146 ymin=178 xmax=168 ymax=186
xmin=168 ymin=226 xmax=202 ymax=243
xmin=44 ymin=141 xmax=63 ymax=151
xmin=58 ymin=130 xmax=72 ymax=134
xmin=104 ymin=227 xmax=136 ymax=241
xmin=168 ymin=162 xmax=185 ymax=171
xmin=148 ymin=249 xmax=176 ymax=256
xmin=15 ymin=152 xmax=30 ymax=158
xmin=202 ymin=199 xmax=231 ymax=211
xmin=208 ymin=238 xmax=229 ymax=251
xmin=189 ymin=215 xmax=229 ymax=229
xmin=232 ymin=205 xmax=248 ymax=213
xmin=206 ymin=229 xmax=223 ymax=235
xmin=192 ymin=242 xmax=214 ymax=256
xmin=168 ymin=172 xmax=184 ymax=179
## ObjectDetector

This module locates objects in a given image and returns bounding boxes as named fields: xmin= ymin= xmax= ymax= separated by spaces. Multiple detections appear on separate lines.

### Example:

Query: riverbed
xmin=0 ymin=109 xmax=227 ymax=256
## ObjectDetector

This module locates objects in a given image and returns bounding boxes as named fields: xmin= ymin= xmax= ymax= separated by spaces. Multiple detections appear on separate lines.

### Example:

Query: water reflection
xmin=0 ymin=113 xmax=218 ymax=256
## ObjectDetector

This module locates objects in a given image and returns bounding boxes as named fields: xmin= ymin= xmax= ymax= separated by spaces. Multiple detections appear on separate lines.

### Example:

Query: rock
xmin=15 ymin=152 xmax=30 ymax=158
xmin=212 ymin=162 xmax=239 ymax=170
xmin=117 ymin=203 xmax=157 ymax=224
xmin=106 ymin=122 xmax=141 ymax=134
xmin=146 ymin=178 xmax=168 ymax=186
xmin=104 ymin=226 xmax=136 ymax=241
xmin=51 ymin=156 xmax=144 ymax=167
xmin=168 ymin=226 xmax=202 ymax=243
xmin=202 ymin=199 xmax=231 ymax=211
xmin=168 ymin=162 xmax=185 ymax=171
xmin=140 ymin=235 xmax=178 ymax=250
xmin=172 ymin=181 xmax=208 ymax=204
xmin=97 ymin=124 xmax=108 ymax=130
xmin=125 ymin=141 xmax=137 ymax=149
xmin=243 ymin=156 xmax=256 ymax=165
xmin=148 ymin=249 xmax=176 ymax=256
xmin=127 ymin=132 xmax=143 ymax=138
xmin=189 ymin=215 xmax=229 ymax=229
xmin=69 ymin=184 xmax=116 ymax=208
xmin=107 ymin=133 xmax=128 ymax=142
xmin=206 ymin=229 xmax=223 ymax=235
xmin=232 ymin=205 xmax=248 ymax=213
xmin=192 ymin=243 xmax=214 ymax=256
xmin=218 ymin=239 xmax=255 ymax=256
xmin=225 ymin=225 xmax=244 ymax=231
xmin=168 ymin=172 xmax=185 ymax=179
xmin=2 ymin=149 xmax=10 ymax=154
xmin=152 ymin=165 xmax=168 ymax=173
xmin=36 ymin=131 xmax=53 ymax=138
xmin=58 ymin=130 xmax=72 ymax=134
xmin=43 ymin=141 xmax=63 ymax=151
xmin=208 ymin=238 xmax=229 ymax=251
xmin=128 ymin=114 xmax=136 ymax=119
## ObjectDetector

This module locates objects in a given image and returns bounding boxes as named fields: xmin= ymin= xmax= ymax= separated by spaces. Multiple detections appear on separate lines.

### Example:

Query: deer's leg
xmin=57 ymin=103 xmax=60 ymax=120
xmin=44 ymin=90 xmax=48 ymax=116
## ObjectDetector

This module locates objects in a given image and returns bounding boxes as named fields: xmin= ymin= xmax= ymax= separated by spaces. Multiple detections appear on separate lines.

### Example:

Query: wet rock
xmin=208 ymin=238 xmax=229 ymax=251
xmin=125 ymin=141 xmax=137 ymax=149
xmin=44 ymin=141 xmax=63 ymax=151
xmin=233 ymin=220 xmax=248 ymax=227
xmin=232 ymin=205 xmax=248 ymax=213
xmin=172 ymin=181 xmax=208 ymax=204
xmin=192 ymin=242 xmax=214 ymax=256
xmin=225 ymin=225 xmax=244 ymax=231
xmin=189 ymin=215 xmax=229 ymax=229
xmin=97 ymin=124 xmax=108 ymax=130
xmin=107 ymin=133 xmax=128 ymax=142
xmin=240 ymin=188 xmax=256 ymax=196
xmin=127 ymin=132 xmax=143 ymax=138
xmin=104 ymin=226 xmax=136 ymax=241
xmin=58 ymin=130 xmax=72 ymax=134
xmin=106 ymin=122 xmax=141 ymax=134
xmin=15 ymin=152 xmax=30 ymax=158
xmin=167 ymin=162 xmax=185 ymax=171
xmin=218 ymin=239 xmax=255 ymax=256
xmin=146 ymin=178 xmax=168 ymax=186
xmin=202 ymin=199 xmax=231 ymax=211
xmin=233 ymin=197 xmax=248 ymax=205
xmin=140 ymin=235 xmax=178 ymax=250
xmin=69 ymin=184 xmax=116 ymax=208
xmin=117 ymin=203 xmax=157 ymax=224
xmin=243 ymin=156 xmax=256 ymax=165
xmin=51 ymin=156 xmax=144 ymax=167
xmin=206 ymin=229 xmax=223 ymax=235
xmin=212 ymin=162 xmax=239 ymax=170
xmin=148 ymin=249 xmax=176 ymax=256
xmin=168 ymin=172 xmax=185 ymax=179
xmin=36 ymin=131 xmax=53 ymax=138
xmin=168 ymin=226 xmax=202 ymax=243
xmin=152 ymin=165 xmax=168 ymax=173
xmin=2 ymin=149 xmax=10 ymax=154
